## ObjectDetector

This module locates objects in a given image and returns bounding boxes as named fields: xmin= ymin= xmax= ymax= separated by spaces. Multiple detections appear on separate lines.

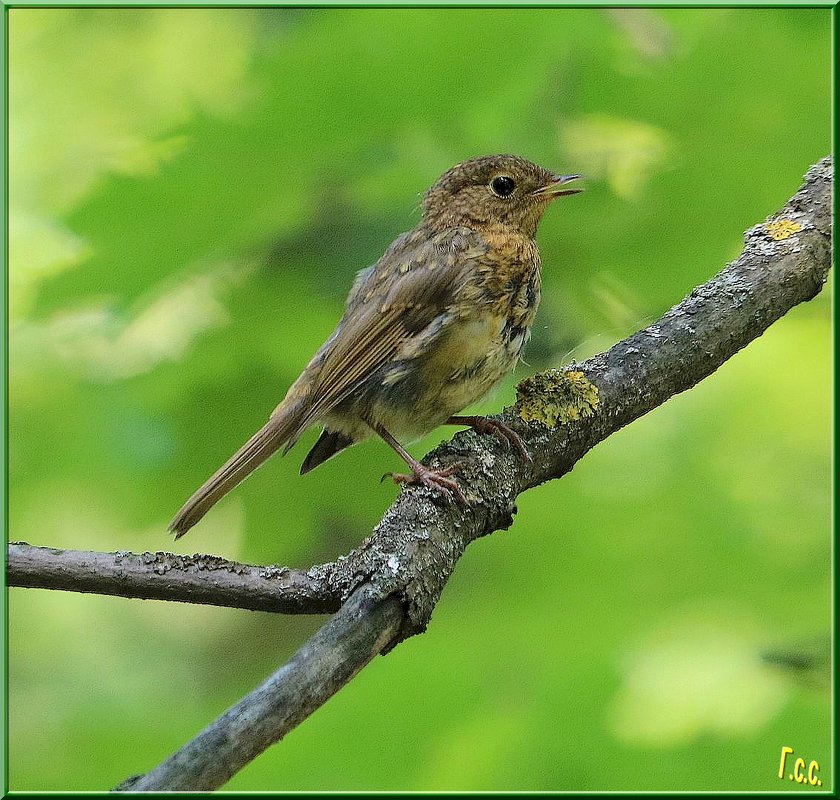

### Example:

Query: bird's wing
xmin=285 ymin=227 xmax=488 ymax=444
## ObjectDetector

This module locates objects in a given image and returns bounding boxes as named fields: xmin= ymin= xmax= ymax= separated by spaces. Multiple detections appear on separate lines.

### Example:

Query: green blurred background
xmin=7 ymin=7 xmax=832 ymax=792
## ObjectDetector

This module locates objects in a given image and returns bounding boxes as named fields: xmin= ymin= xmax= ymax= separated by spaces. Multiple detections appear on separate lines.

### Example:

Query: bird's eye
xmin=490 ymin=175 xmax=516 ymax=197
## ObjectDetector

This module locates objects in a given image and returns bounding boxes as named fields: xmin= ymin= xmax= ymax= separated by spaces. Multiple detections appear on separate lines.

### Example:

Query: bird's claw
xmin=385 ymin=464 xmax=468 ymax=505
xmin=472 ymin=418 xmax=532 ymax=463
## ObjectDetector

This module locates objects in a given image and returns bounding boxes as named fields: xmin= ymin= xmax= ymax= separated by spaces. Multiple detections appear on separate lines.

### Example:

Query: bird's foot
xmin=451 ymin=416 xmax=532 ymax=463
xmin=383 ymin=463 xmax=467 ymax=505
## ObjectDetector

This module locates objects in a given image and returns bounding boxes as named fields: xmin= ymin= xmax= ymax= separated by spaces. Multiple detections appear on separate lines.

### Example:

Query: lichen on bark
xmin=515 ymin=369 xmax=600 ymax=428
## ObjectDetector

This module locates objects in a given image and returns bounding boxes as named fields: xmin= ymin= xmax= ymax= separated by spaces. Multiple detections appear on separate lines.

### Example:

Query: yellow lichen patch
xmin=765 ymin=219 xmax=802 ymax=241
xmin=515 ymin=370 xmax=600 ymax=428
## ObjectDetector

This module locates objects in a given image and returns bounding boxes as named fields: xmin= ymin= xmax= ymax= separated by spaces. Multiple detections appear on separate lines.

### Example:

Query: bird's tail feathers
xmin=169 ymin=400 xmax=305 ymax=539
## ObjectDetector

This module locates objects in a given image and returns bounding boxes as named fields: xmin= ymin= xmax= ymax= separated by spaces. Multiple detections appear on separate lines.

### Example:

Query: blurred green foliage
xmin=7 ymin=7 xmax=831 ymax=792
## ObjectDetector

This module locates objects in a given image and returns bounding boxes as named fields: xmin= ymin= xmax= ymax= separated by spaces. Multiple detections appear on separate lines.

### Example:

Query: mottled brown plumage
xmin=170 ymin=154 xmax=581 ymax=537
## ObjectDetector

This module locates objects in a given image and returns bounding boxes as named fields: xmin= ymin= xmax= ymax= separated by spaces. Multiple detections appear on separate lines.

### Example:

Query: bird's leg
xmin=374 ymin=423 xmax=467 ymax=505
xmin=446 ymin=415 xmax=532 ymax=463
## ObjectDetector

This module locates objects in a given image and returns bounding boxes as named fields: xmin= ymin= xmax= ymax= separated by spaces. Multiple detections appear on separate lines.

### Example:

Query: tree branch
xmin=8 ymin=157 xmax=831 ymax=791
xmin=116 ymin=585 xmax=403 ymax=792
xmin=6 ymin=542 xmax=341 ymax=615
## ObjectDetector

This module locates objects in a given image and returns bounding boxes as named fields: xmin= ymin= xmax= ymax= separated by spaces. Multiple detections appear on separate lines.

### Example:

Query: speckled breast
xmin=344 ymin=229 xmax=544 ymax=439
xmin=420 ymin=255 xmax=542 ymax=422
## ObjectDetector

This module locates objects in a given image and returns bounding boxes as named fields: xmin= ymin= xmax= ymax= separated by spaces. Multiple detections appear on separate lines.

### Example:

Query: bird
xmin=169 ymin=154 xmax=581 ymax=538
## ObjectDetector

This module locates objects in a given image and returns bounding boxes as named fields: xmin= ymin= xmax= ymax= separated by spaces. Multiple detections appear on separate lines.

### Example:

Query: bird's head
xmin=422 ymin=154 xmax=581 ymax=238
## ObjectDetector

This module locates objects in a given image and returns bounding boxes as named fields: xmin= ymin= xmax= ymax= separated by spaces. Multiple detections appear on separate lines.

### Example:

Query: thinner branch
xmin=6 ymin=542 xmax=341 ymax=615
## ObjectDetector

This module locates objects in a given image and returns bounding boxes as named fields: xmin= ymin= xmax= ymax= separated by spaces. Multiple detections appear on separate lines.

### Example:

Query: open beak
xmin=532 ymin=173 xmax=583 ymax=199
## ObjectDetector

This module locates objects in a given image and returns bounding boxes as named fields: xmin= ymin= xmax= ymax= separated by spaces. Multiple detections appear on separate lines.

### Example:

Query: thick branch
xmin=6 ymin=543 xmax=340 ymax=615
xmin=315 ymin=156 xmax=833 ymax=641
xmin=117 ymin=585 xmax=403 ymax=791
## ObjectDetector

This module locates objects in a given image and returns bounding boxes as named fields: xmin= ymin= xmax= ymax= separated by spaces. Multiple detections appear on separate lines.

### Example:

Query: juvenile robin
xmin=170 ymin=154 xmax=581 ymax=537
